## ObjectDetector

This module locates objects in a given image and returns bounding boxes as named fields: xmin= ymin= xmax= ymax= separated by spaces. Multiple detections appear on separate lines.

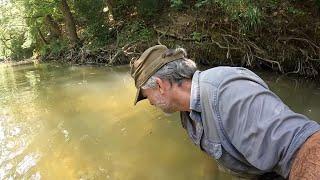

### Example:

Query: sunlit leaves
xmin=0 ymin=0 xmax=29 ymax=59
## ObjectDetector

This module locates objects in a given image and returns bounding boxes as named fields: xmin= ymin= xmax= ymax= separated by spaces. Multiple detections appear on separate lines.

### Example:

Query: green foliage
xmin=266 ymin=0 xmax=280 ymax=10
xmin=170 ymin=0 xmax=185 ymax=10
xmin=39 ymin=39 xmax=68 ymax=57
xmin=238 ymin=4 xmax=261 ymax=31
xmin=10 ymin=33 xmax=34 ymax=61
xmin=117 ymin=21 xmax=153 ymax=46
xmin=74 ymin=0 xmax=110 ymax=47
xmin=287 ymin=6 xmax=305 ymax=16
xmin=137 ymin=0 xmax=165 ymax=20
xmin=112 ymin=0 xmax=136 ymax=20
xmin=23 ymin=0 xmax=61 ymax=37
xmin=111 ymin=0 xmax=166 ymax=20
xmin=21 ymin=0 xmax=68 ymax=58
xmin=195 ymin=0 xmax=211 ymax=8
xmin=214 ymin=0 xmax=262 ymax=31
xmin=1 ymin=0 xmax=319 ymax=63
xmin=191 ymin=32 xmax=203 ymax=42
xmin=0 ymin=0 xmax=35 ymax=60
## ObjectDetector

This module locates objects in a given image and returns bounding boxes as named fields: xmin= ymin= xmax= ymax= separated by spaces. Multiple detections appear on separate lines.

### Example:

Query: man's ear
xmin=155 ymin=77 xmax=169 ymax=94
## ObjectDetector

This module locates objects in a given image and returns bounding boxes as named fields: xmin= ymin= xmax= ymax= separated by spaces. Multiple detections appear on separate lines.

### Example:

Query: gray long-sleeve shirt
xmin=182 ymin=67 xmax=320 ymax=178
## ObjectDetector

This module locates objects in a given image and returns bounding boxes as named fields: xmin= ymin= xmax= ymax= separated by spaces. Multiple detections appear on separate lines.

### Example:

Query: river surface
xmin=0 ymin=63 xmax=319 ymax=180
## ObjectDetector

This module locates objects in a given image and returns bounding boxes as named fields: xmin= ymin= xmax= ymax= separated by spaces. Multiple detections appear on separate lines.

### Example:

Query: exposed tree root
xmin=155 ymin=23 xmax=319 ymax=77
xmin=42 ymin=43 xmax=141 ymax=66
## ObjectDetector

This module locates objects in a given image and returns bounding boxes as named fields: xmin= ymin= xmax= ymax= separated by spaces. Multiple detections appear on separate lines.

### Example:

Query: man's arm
xmin=218 ymin=79 xmax=320 ymax=177
xmin=289 ymin=131 xmax=320 ymax=180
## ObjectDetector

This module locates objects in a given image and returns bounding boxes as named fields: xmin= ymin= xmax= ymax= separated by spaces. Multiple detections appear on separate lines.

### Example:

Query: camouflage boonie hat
xmin=130 ymin=45 xmax=186 ymax=105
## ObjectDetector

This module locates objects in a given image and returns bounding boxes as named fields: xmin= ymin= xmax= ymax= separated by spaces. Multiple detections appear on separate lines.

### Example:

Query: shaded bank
xmin=41 ymin=1 xmax=320 ymax=78
xmin=1 ymin=1 xmax=320 ymax=78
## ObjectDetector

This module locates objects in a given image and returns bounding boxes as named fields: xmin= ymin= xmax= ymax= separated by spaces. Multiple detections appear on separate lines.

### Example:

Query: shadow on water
xmin=0 ymin=64 xmax=319 ymax=179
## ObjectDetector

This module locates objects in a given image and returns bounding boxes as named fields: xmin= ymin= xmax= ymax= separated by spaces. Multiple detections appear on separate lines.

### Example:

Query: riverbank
xmin=0 ymin=58 xmax=39 ymax=67
xmin=3 ymin=1 xmax=320 ymax=78
xmin=42 ymin=1 xmax=320 ymax=78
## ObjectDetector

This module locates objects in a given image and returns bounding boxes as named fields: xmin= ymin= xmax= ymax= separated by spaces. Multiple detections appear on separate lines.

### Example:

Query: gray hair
xmin=141 ymin=48 xmax=197 ymax=89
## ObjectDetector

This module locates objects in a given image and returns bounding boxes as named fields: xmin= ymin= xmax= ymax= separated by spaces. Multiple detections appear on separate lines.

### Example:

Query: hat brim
xmin=134 ymin=87 xmax=146 ymax=105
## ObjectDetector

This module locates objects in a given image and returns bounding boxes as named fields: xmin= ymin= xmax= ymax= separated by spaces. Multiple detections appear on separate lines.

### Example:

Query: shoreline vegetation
xmin=0 ymin=58 xmax=38 ymax=67
xmin=1 ymin=0 xmax=320 ymax=78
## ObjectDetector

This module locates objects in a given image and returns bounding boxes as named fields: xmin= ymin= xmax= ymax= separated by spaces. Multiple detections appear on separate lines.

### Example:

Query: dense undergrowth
xmin=1 ymin=0 xmax=320 ymax=77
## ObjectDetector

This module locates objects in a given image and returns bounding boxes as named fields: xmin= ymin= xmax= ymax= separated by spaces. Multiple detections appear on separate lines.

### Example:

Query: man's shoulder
xmin=199 ymin=66 xmax=267 ymax=89
xmin=202 ymin=66 xmax=235 ymax=73
xmin=199 ymin=66 xmax=246 ymax=85
xmin=201 ymin=66 xmax=251 ymax=76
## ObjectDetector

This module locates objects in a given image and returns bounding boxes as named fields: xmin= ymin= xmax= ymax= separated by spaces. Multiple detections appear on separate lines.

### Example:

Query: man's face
xmin=141 ymin=88 xmax=176 ymax=114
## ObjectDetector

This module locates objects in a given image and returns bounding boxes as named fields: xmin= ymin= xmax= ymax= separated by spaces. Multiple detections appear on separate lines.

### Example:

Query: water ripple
xmin=16 ymin=153 xmax=41 ymax=175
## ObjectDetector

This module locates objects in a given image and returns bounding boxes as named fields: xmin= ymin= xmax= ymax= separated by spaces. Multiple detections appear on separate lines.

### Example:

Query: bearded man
xmin=130 ymin=45 xmax=320 ymax=179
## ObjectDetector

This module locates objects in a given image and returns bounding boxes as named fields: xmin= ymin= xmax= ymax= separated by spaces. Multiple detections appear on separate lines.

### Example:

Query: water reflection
xmin=0 ymin=64 xmax=42 ymax=179
xmin=0 ymin=64 xmax=319 ymax=179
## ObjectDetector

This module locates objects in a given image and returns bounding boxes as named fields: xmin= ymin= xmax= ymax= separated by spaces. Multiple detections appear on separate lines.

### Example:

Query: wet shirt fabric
xmin=180 ymin=67 xmax=320 ymax=179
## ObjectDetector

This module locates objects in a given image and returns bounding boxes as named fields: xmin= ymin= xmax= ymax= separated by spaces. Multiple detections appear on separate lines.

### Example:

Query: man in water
xmin=130 ymin=45 xmax=320 ymax=179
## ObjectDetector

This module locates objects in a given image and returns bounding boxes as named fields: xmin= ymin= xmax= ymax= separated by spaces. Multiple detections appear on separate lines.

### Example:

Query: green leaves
xmin=195 ymin=0 xmax=211 ymax=8
xmin=0 ymin=0 xmax=31 ymax=59
xmin=74 ymin=0 xmax=110 ymax=47
xmin=170 ymin=0 xmax=184 ymax=10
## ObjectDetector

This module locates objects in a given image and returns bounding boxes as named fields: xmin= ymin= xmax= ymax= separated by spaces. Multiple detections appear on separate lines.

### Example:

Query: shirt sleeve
xmin=218 ymin=78 xmax=320 ymax=177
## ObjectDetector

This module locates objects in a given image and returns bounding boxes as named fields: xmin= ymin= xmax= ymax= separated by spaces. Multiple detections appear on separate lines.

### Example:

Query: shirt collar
xmin=190 ymin=70 xmax=201 ymax=112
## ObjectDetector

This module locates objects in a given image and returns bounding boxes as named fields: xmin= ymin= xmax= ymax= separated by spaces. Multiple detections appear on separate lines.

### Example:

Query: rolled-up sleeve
xmin=218 ymin=79 xmax=320 ymax=177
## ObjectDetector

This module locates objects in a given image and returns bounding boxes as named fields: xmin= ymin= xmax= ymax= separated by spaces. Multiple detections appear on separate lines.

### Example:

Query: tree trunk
xmin=37 ymin=28 xmax=48 ymax=44
xmin=44 ymin=14 xmax=61 ymax=39
xmin=0 ymin=36 xmax=14 ymax=52
xmin=59 ymin=0 xmax=79 ymax=46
